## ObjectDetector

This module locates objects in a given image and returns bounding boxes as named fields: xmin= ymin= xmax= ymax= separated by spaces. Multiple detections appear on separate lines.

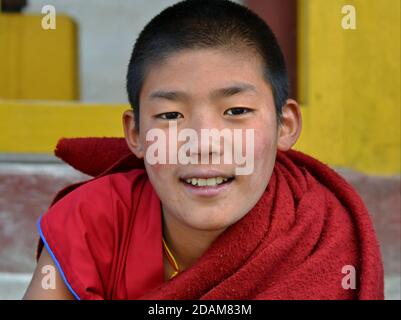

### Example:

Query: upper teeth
xmin=185 ymin=177 xmax=228 ymax=186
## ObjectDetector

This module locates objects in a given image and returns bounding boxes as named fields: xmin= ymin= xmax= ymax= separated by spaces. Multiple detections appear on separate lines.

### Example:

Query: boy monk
xmin=23 ymin=0 xmax=383 ymax=299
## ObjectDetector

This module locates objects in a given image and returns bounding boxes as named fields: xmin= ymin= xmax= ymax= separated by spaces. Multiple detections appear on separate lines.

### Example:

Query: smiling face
xmin=124 ymin=48 xmax=301 ymax=233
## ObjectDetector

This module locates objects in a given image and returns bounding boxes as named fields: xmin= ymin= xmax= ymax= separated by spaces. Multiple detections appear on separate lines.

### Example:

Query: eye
xmin=155 ymin=112 xmax=183 ymax=120
xmin=224 ymin=107 xmax=254 ymax=116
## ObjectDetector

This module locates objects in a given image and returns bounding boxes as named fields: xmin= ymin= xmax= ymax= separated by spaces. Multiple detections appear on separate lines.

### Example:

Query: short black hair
xmin=126 ymin=0 xmax=288 ymax=130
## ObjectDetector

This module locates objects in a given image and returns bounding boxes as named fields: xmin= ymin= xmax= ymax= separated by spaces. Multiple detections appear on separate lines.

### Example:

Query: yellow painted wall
xmin=0 ymin=14 xmax=79 ymax=100
xmin=295 ymin=0 xmax=400 ymax=174
xmin=0 ymin=100 xmax=127 ymax=153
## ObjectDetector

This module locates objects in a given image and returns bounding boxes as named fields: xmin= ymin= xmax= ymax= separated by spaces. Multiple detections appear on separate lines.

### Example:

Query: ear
xmin=277 ymin=99 xmax=302 ymax=151
xmin=122 ymin=110 xmax=144 ymax=159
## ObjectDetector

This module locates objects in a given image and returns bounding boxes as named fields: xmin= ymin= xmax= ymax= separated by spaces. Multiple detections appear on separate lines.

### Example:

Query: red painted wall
xmin=245 ymin=0 xmax=298 ymax=99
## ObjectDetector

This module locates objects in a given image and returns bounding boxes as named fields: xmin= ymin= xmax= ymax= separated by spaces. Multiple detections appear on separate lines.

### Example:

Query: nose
xmin=185 ymin=112 xmax=228 ymax=164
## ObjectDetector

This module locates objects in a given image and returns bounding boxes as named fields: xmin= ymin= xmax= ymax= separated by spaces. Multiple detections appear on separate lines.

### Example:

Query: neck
xmin=162 ymin=206 xmax=226 ymax=270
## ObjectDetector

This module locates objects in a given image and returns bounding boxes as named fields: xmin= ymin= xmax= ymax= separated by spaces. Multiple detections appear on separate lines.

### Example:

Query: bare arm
xmin=22 ymin=247 xmax=76 ymax=300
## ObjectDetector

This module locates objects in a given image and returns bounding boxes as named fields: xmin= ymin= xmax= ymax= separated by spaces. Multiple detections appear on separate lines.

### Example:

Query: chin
xmin=181 ymin=207 xmax=244 ymax=232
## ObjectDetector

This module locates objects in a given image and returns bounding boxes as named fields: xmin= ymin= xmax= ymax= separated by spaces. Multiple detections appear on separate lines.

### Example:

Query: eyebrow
xmin=148 ymin=82 xmax=257 ymax=102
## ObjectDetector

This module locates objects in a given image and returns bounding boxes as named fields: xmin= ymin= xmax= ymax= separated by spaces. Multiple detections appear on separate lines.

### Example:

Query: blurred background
xmin=0 ymin=0 xmax=400 ymax=299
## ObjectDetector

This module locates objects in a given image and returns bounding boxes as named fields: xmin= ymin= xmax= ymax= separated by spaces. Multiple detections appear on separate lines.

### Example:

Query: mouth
xmin=178 ymin=172 xmax=235 ymax=197
xmin=180 ymin=176 xmax=235 ymax=187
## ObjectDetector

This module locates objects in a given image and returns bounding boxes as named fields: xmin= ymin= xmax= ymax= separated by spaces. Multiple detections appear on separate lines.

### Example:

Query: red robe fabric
xmin=36 ymin=137 xmax=384 ymax=300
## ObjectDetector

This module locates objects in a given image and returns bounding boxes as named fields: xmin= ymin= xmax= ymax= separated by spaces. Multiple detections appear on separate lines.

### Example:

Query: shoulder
xmin=55 ymin=168 xmax=147 ymax=205
xmin=40 ymin=169 xmax=147 ymax=232
xmin=36 ymin=168 xmax=158 ymax=299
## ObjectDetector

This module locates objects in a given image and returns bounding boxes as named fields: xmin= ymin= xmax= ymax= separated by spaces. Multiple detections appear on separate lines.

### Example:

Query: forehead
xmin=140 ymin=48 xmax=271 ymax=101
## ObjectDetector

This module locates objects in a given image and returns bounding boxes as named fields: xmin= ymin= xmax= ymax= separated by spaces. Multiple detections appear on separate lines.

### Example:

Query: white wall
xmin=25 ymin=0 xmax=243 ymax=103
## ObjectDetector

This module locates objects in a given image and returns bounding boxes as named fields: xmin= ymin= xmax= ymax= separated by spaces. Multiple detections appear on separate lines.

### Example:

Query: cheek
xmin=144 ymin=162 xmax=181 ymax=208
xmin=248 ymin=126 xmax=277 ymax=190
xmin=144 ymin=162 xmax=174 ymax=184
xmin=145 ymin=162 xmax=163 ymax=177
xmin=253 ymin=119 xmax=278 ymax=161
xmin=254 ymin=131 xmax=275 ymax=159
